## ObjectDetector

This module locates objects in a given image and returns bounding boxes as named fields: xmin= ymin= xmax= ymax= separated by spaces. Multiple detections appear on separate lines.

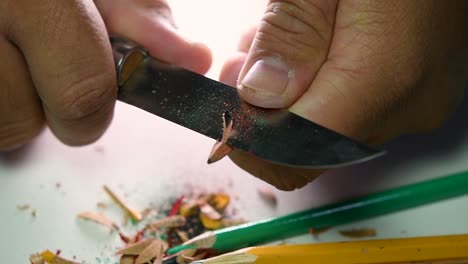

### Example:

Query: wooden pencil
xmin=167 ymin=170 xmax=468 ymax=254
xmin=190 ymin=233 xmax=468 ymax=264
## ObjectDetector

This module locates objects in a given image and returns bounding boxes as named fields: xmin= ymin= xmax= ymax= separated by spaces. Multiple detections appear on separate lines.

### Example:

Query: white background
xmin=1 ymin=0 xmax=468 ymax=263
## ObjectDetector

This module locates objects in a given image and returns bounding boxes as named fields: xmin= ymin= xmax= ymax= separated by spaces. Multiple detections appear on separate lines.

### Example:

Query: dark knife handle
xmin=110 ymin=36 xmax=148 ymax=88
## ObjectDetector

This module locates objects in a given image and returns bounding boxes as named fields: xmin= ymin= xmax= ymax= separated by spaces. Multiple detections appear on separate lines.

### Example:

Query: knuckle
xmin=256 ymin=0 xmax=334 ymax=61
xmin=0 ymin=116 xmax=43 ymax=150
xmin=50 ymin=68 xmax=116 ymax=121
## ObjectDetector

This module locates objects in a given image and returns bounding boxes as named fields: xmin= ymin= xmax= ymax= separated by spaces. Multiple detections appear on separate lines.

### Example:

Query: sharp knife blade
xmin=111 ymin=36 xmax=384 ymax=168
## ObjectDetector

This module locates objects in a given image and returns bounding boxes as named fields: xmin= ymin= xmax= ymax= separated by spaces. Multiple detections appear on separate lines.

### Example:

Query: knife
xmin=111 ymin=36 xmax=384 ymax=168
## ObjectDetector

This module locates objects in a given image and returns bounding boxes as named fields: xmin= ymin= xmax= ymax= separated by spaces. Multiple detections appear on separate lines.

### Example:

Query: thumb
xmin=237 ymin=0 xmax=337 ymax=108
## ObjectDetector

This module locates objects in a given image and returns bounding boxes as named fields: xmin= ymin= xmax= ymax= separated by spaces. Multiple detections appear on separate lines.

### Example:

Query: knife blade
xmin=111 ymin=36 xmax=384 ymax=168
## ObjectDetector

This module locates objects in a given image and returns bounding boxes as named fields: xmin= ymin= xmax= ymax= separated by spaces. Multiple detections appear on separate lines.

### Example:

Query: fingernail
xmin=239 ymin=58 xmax=290 ymax=107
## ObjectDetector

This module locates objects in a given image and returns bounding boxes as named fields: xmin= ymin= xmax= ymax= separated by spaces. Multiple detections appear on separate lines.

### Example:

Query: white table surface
xmin=1 ymin=1 xmax=468 ymax=263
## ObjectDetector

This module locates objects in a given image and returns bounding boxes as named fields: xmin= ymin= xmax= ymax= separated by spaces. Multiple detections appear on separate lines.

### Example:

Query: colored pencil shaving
xmin=191 ymin=234 xmax=468 ymax=264
xmin=77 ymin=211 xmax=119 ymax=231
xmin=339 ymin=228 xmax=377 ymax=238
xmin=103 ymin=185 xmax=142 ymax=221
xmin=30 ymin=250 xmax=80 ymax=264
xmin=116 ymin=238 xmax=168 ymax=264
xmin=207 ymin=111 xmax=234 ymax=164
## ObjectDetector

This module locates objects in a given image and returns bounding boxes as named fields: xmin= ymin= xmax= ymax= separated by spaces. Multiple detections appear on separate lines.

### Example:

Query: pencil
xmin=191 ymin=233 xmax=468 ymax=264
xmin=166 ymin=170 xmax=468 ymax=254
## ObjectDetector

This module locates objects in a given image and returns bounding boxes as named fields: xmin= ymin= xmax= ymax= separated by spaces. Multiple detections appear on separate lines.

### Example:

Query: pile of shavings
xmin=30 ymin=186 xmax=244 ymax=264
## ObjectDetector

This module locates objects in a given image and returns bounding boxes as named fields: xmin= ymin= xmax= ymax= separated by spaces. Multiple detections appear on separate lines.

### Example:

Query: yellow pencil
xmin=191 ymin=234 xmax=468 ymax=264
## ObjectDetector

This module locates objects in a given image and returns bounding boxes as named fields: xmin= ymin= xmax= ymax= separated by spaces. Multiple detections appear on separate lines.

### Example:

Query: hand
xmin=0 ymin=0 xmax=211 ymax=151
xmin=220 ymin=0 xmax=468 ymax=190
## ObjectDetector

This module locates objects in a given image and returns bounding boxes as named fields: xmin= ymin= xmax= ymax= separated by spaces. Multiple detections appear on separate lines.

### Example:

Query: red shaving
xmin=168 ymin=195 xmax=185 ymax=216
xmin=309 ymin=227 xmax=331 ymax=236
xmin=133 ymin=230 xmax=145 ymax=243
xmin=120 ymin=232 xmax=131 ymax=244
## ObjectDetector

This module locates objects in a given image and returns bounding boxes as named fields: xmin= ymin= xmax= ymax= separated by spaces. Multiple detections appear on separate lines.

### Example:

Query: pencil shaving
xmin=103 ymin=185 xmax=142 ymax=221
xmin=200 ymin=203 xmax=223 ymax=229
xmin=134 ymin=239 xmax=165 ymax=264
xmin=256 ymin=187 xmax=277 ymax=206
xmin=78 ymin=212 xmax=118 ymax=231
xmin=96 ymin=202 xmax=107 ymax=209
xmin=32 ymin=250 xmax=81 ymax=264
xmin=207 ymin=112 xmax=234 ymax=164
xmin=339 ymin=228 xmax=377 ymax=238
xmin=146 ymin=215 xmax=186 ymax=231
xmin=119 ymin=255 xmax=135 ymax=264
xmin=200 ymin=203 xmax=222 ymax=219
xmin=17 ymin=204 xmax=31 ymax=211
xmin=176 ymin=230 xmax=190 ymax=242
xmin=209 ymin=193 xmax=230 ymax=212
xmin=29 ymin=254 xmax=44 ymax=264
xmin=117 ymin=239 xmax=156 ymax=255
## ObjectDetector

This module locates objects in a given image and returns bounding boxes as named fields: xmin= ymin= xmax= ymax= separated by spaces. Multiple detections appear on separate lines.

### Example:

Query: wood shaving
xmin=103 ymin=185 xmax=142 ymax=221
xmin=30 ymin=250 xmax=80 ymax=264
xmin=96 ymin=202 xmax=107 ymax=209
xmin=135 ymin=239 xmax=165 ymax=264
xmin=176 ymin=249 xmax=197 ymax=264
xmin=310 ymin=227 xmax=331 ymax=236
xmin=200 ymin=204 xmax=222 ymax=220
xmin=116 ymin=238 xmax=167 ymax=264
xmin=29 ymin=254 xmax=44 ymax=264
xmin=200 ymin=213 xmax=222 ymax=230
xmin=141 ymin=208 xmax=157 ymax=220
xmin=339 ymin=228 xmax=377 ymax=238
xmin=17 ymin=204 xmax=31 ymax=211
xmin=176 ymin=248 xmax=218 ymax=264
xmin=207 ymin=112 xmax=234 ymax=164
xmin=179 ymin=200 xmax=199 ymax=216
xmin=31 ymin=209 xmax=37 ymax=218
xmin=117 ymin=239 xmax=156 ymax=256
xmin=146 ymin=215 xmax=186 ymax=231
xmin=209 ymin=193 xmax=230 ymax=212
xmin=77 ymin=212 xmax=119 ymax=231
xmin=176 ymin=230 xmax=190 ymax=242
xmin=119 ymin=255 xmax=135 ymax=264
xmin=116 ymin=238 xmax=168 ymax=256
xmin=257 ymin=187 xmax=277 ymax=206
xmin=123 ymin=214 xmax=130 ymax=226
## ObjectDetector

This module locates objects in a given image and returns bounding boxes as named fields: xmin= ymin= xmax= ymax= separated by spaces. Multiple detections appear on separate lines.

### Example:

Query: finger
xmin=0 ymin=38 xmax=44 ymax=151
xmin=6 ymin=0 xmax=117 ymax=146
xmin=237 ymin=0 xmax=337 ymax=108
xmin=238 ymin=26 xmax=257 ymax=53
xmin=219 ymin=52 xmax=247 ymax=86
xmin=96 ymin=0 xmax=212 ymax=74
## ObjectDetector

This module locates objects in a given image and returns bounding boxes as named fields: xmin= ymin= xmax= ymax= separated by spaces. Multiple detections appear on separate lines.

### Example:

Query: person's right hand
xmin=0 ymin=0 xmax=211 ymax=151
xmin=220 ymin=0 xmax=468 ymax=190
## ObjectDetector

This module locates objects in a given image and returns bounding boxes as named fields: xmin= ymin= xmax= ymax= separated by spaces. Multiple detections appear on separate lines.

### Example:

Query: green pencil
xmin=167 ymin=170 xmax=468 ymax=255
